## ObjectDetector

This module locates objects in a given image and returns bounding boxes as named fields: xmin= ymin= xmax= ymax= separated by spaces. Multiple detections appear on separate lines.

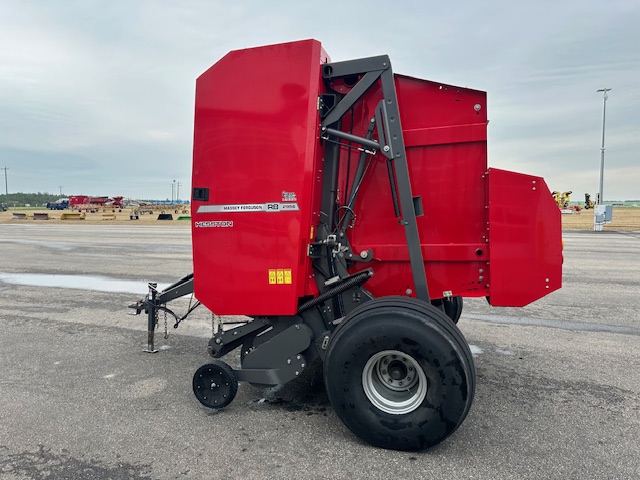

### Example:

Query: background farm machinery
xmin=584 ymin=193 xmax=595 ymax=209
xmin=552 ymin=190 xmax=572 ymax=208
xmin=70 ymin=195 xmax=124 ymax=212
xmin=130 ymin=40 xmax=562 ymax=451
xmin=552 ymin=191 xmax=603 ymax=213
xmin=132 ymin=202 xmax=190 ymax=216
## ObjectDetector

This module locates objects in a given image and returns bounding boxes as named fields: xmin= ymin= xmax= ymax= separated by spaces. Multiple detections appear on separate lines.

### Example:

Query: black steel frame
xmin=317 ymin=55 xmax=429 ymax=302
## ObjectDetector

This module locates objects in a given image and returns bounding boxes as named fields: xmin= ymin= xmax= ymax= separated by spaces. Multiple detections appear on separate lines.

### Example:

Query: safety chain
xmin=164 ymin=308 xmax=168 ymax=339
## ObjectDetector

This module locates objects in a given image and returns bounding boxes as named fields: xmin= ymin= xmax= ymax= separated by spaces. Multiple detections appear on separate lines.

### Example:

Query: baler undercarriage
xmin=129 ymin=40 xmax=561 ymax=451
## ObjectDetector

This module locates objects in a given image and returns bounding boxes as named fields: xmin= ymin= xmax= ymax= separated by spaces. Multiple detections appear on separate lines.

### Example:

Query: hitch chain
xmin=163 ymin=308 xmax=168 ymax=339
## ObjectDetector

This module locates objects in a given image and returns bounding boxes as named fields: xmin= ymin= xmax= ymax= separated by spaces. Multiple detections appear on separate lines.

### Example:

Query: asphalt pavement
xmin=1 ymin=224 xmax=639 ymax=479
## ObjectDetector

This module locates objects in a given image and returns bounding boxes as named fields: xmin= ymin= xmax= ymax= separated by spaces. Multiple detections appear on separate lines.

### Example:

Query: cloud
xmin=0 ymin=0 xmax=638 ymax=200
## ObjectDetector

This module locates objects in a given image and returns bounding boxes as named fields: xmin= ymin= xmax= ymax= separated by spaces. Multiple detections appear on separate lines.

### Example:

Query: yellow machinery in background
xmin=584 ymin=193 xmax=595 ymax=209
xmin=551 ymin=191 xmax=572 ymax=208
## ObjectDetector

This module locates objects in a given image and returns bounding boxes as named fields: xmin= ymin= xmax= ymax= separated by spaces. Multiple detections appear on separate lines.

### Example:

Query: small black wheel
xmin=431 ymin=296 xmax=463 ymax=324
xmin=324 ymin=297 xmax=475 ymax=451
xmin=193 ymin=360 xmax=238 ymax=409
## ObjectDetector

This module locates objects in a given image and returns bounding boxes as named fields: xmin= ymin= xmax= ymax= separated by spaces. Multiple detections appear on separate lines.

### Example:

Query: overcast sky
xmin=1 ymin=0 xmax=638 ymax=201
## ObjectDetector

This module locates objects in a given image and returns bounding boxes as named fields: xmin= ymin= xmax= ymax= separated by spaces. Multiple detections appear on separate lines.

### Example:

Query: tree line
xmin=1 ymin=192 xmax=62 ymax=207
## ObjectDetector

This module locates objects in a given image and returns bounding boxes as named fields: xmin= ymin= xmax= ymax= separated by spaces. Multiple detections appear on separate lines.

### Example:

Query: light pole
xmin=594 ymin=88 xmax=611 ymax=232
xmin=596 ymin=88 xmax=611 ymax=205
xmin=172 ymin=179 xmax=176 ymax=203
xmin=1 ymin=167 xmax=7 ymax=205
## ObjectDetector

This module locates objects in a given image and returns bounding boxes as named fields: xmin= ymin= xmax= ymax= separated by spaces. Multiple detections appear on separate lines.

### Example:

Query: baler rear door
xmin=487 ymin=168 xmax=562 ymax=306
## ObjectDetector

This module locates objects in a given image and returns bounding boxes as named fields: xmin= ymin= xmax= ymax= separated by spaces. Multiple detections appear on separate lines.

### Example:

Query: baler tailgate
xmin=488 ymin=168 xmax=563 ymax=306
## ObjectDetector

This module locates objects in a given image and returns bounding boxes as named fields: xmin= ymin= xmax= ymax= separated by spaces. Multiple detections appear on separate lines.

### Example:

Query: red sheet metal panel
xmin=487 ymin=168 xmax=563 ymax=306
xmin=347 ymin=76 xmax=491 ymax=300
xmin=191 ymin=40 xmax=328 ymax=315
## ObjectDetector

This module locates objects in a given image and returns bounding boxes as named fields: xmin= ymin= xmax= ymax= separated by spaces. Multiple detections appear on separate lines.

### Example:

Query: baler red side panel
xmin=487 ymin=168 xmax=562 ymax=306
xmin=191 ymin=40 xmax=328 ymax=316
xmin=347 ymin=75 xmax=491 ymax=300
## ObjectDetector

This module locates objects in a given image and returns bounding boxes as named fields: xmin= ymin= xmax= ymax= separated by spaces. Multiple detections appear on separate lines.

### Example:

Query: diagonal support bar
xmin=378 ymin=68 xmax=429 ymax=301
xmin=321 ymin=70 xmax=383 ymax=128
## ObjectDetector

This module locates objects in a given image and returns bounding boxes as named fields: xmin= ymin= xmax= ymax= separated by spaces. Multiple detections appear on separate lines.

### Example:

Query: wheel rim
xmin=193 ymin=364 xmax=234 ymax=408
xmin=362 ymin=350 xmax=428 ymax=415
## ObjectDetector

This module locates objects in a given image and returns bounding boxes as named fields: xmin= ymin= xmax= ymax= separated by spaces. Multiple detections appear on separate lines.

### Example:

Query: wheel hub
xmin=387 ymin=361 xmax=408 ymax=380
xmin=362 ymin=350 xmax=428 ymax=415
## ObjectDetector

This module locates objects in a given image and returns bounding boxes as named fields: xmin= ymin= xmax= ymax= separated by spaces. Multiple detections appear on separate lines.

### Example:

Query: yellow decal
xmin=269 ymin=268 xmax=293 ymax=285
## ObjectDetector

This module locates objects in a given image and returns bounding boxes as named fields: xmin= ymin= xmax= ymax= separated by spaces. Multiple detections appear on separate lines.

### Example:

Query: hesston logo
xmin=194 ymin=221 xmax=234 ymax=228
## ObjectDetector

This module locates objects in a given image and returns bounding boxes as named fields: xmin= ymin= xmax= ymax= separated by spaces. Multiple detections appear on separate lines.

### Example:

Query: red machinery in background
xmin=70 ymin=195 xmax=124 ymax=211
xmin=130 ymin=40 xmax=562 ymax=451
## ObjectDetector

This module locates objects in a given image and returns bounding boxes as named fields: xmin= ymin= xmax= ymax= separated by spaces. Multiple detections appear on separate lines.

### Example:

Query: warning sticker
xmin=268 ymin=269 xmax=292 ymax=285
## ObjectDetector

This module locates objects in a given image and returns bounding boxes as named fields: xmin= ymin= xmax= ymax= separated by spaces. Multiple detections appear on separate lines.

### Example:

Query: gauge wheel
xmin=192 ymin=360 xmax=238 ymax=409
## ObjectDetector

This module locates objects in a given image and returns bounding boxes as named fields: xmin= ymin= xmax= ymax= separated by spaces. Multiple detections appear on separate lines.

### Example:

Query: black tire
xmin=431 ymin=296 xmax=463 ymax=324
xmin=324 ymin=297 xmax=475 ymax=451
xmin=193 ymin=360 xmax=238 ymax=409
